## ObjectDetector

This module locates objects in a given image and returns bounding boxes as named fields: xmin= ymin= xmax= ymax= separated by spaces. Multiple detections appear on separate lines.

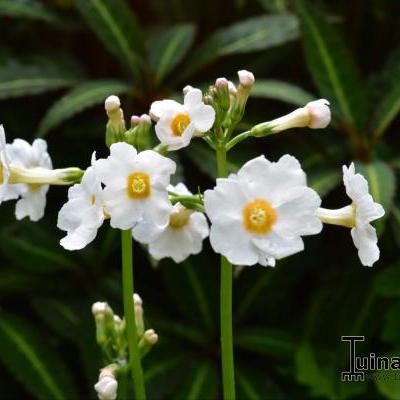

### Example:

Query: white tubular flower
xmin=204 ymin=155 xmax=322 ymax=267
xmin=94 ymin=142 xmax=176 ymax=230
xmin=252 ymin=99 xmax=331 ymax=137
xmin=7 ymin=137 xmax=52 ymax=221
xmin=0 ymin=125 xmax=21 ymax=204
xmin=317 ymin=163 xmax=384 ymax=267
xmin=149 ymin=88 xmax=215 ymax=150
xmin=94 ymin=369 xmax=118 ymax=400
xmin=133 ymin=183 xmax=209 ymax=263
xmin=58 ymin=157 xmax=105 ymax=251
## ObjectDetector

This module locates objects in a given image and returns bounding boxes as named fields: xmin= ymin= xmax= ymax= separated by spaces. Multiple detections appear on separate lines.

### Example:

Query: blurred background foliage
xmin=0 ymin=0 xmax=400 ymax=398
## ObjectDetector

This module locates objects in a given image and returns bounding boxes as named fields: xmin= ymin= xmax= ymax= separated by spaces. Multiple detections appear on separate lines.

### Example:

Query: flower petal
xmin=351 ymin=224 xmax=380 ymax=267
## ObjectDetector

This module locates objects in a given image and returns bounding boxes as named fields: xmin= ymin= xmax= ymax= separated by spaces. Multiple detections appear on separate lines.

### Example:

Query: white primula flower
xmin=317 ymin=163 xmax=384 ymax=267
xmin=58 ymin=156 xmax=105 ymax=250
xmin=150 ymin=88 xmax=215 ymax=150
xmin=133 ymin=183 xmax=209 ymax=263
xmin=6 ymin=136 xmax=52 ymax=221
xmin=0 ymin=125 xmax=21 ymax=204
xmin=204 ymin=155 xmax=322 ymax=267
xmin=94 ymin=142 xmax=175 ymax=230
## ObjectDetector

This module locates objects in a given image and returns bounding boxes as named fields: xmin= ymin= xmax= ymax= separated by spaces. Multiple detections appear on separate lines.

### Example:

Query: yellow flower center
xmin=127 ymin=172 xmax=151 ymax=199
xmin=28 ymin=184 xmax=41 ymax=192
xmin=243 ymin=199 xmax=277 ymax=235
xmin=0 ymin=163 xmax=3 ymax=185
xmin=170 ymin=113 xmax=191 ymax=136
xmin=169 ymin=208 xmax=192 ymax=229
xmin=91 ymin=195 xmax=96 ymax=205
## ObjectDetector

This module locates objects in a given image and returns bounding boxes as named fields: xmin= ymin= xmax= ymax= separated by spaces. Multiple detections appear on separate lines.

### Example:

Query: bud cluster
xmin=105 ymin=96 xmax=152 ymax=150
xmin=92 ymin=293 xmax=158 ymax=364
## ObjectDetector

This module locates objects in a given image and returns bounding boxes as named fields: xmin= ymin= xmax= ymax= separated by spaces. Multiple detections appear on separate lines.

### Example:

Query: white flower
xmin=94 ymin=376 xmax=118 ymax=400
xmin=133 ymin=183 xmax=209 ymax=263
xmin=0 ymin=125 xmax=21 ymax=204
xmin=150 ymin=88 xmax=215 ymax=150
xmin=343 ymin=163 xmax=384 ymax=266
xmin=7 ymin=136 xmax=52 ymax=221
xmin=94 ymin=142 xmax=175 ymax=230
xmin=252 ymin=99 xmax=331 ymax=137
xmin=58 ymin=156 xmax=105 ymax=250
xmin=204 ymin=155 xmax=322 ymax=266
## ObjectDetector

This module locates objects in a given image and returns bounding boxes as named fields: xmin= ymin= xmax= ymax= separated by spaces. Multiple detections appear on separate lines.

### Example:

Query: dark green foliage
xmin=1 ymin=0 xmax=400 ymax=399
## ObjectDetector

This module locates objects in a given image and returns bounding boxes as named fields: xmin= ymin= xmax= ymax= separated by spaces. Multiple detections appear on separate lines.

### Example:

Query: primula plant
xmin=2 ymin=0 xmax=400 ymax=399
xmin=0 ymin=66 xmax=386 ymax=399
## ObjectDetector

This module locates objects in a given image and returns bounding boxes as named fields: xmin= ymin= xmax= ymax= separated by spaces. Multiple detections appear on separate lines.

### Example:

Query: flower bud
xmin=215 ymin=77 xmax=228 ymax=89
xmin=183 ymin=85 xmax=194 ymax=96
xmin=105 ymin=95 xmax=126 ymax=148
xmin=133 ymin=293 xmax=144 ymax=335
xmin=133 ymin=293 xmax=143 ymax=306
xmin=104 ymin=95 xmax=121 ymax=112
xmin=238 ymin=70 xmax=255 ymax=87
xmin=94 ymin=366 xmax=118 ymax=400
xmin=92 ymin=302 xmax=108 ymax=317
xmin=305 ymin=99 xmax=331 ymax=129
xmin=139 ymin=329 xmax=159 ymax=358
xmin=130 ymin=115 xmax=141 ymax=128
xmin=251 ymin=99 xmax=331 ymax=137
xmin=227 ymin=81 xmax=237 ymax=96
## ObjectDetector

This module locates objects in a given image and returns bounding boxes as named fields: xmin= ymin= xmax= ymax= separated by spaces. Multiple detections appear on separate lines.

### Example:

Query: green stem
xmin=216 ymin=145 xmax=236 ymax=400
xmin=226 ymin=131 xmax=251 ymax=151
xmin=121 ymin=230 xmax=146 ymax=400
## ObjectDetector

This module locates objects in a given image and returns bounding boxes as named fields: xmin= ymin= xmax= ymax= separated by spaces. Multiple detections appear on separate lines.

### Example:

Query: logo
xmin=341 ymin=335 xmax=400 ymax=382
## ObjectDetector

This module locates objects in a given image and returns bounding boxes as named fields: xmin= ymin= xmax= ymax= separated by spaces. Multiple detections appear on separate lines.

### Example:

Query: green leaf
xmin=295 ymin=343 xmax=336 ymax=399
xmin=32 ymin=299 xmax=80 ymax=340
xmin=75 ymin=0 xmax=144 ymax=78
xmin=251 ymin=79 xmax=315 ymax=106
xmin=182 ymin=13 xmax=299 ymax=78
xmin=0 ymin=313 xmax=78 ymax=400
xmin=374 ymin=263 xmax=400 ymax=298
xmin=176 ymin=362 xmax=218 ymax=400
xmin=235 ymin=327 xmax=295 ymax=358
xmin=371 ymin=49 xmax=400 ymax=138
xmin=0 ymin=0 xmax=62 ymax=24
xmin=375 ymin=365 xmax=400 ymax=400
xmin=308 ymin=169 xmax=341 ymax=198
xmin=0 ymin=61 xmax=80 ymax=99
xmin=0 ymin=223 xmax=76 ymax=272
xmin=37 ymin=79 xmax=130 ymax=137
xmin=382 ymin=301 xmax=400 ymax=345
xmin=296 ymin=0 xmax=366 ymax=130
xmin=149 ymin=24 xmax=196 ymax=84
xmin=355 ymin=160 xmax=396 ymax=234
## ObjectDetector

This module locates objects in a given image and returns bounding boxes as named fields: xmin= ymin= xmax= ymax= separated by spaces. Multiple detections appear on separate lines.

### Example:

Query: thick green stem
xmin=216 ymin=146 xmax=236 ymax=400
xmin=121 ymin=230 xmax=146 ymax=400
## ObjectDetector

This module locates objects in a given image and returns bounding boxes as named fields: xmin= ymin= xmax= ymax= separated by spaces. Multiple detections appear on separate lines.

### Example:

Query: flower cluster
xmin=0 ymin=69 xmax=387 ymax=399
xmin=0 ymin=70 xmax=385 ymax=268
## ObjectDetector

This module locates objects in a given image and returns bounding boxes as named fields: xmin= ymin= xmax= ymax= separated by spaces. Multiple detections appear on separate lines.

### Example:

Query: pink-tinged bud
xmin=94 ymin=376 xmax=118 ymax=400
xmin=183 ymin=85 xmax=194 ymax=96
xmin=105 ymin=95 xmax=120 ymax=112
xmin=238 ymin=70 xmax=255 ymax=87
xmin=140 ymin=114 xmax=151 ymax=125
xmin=130 ymin=115 xmax=141 ymax=127
xmin=215 ymin=77 xmax=228 ymax=89
xmin=305 ymin=99 xmax=331 ymax=129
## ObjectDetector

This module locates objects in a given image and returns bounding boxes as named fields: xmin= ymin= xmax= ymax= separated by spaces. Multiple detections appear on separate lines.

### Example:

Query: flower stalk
xmin=216 ymin=144 xmax=236 ymax=400
xmin=121 ymin=230 xmax=146 ymax=400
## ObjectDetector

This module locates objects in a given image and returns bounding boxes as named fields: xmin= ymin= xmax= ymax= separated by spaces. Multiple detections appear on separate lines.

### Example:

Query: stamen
xmin=0 ymin=163 xmax=3 ymax=185
xmin=170 ymin=114 xmax=191 ymax=136
xmin=127 ymin=172 xmax=151 ymax=199
xmin=243 ymin=199 xmax=277 ymax=234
